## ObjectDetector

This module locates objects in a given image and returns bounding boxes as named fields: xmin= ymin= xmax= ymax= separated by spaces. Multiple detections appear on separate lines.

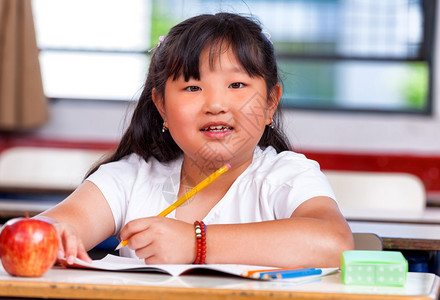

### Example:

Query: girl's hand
xmin=119 ymin=217 xmax=196 ymax=264
xmin=54 ymin=222 xmax=92 ymax=264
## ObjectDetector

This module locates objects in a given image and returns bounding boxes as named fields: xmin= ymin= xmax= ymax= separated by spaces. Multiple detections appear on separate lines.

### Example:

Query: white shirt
xmin=87 ymin=146 xmax=335 ymax=258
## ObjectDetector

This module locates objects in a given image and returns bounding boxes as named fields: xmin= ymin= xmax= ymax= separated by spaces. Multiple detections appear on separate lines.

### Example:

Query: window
xmin=33 ymin=0 xmax=435 ymax=114
xmin=268 ymin=0 xmax=434 ymax=113
xmin=33 ymin=0 xmax=150 ymax=101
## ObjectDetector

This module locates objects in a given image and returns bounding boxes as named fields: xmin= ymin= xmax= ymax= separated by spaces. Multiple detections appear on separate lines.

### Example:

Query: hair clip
xmin=158 ymin=35 xmax=166 ymax=46
xmin=148 ymin=35 xmax=166 ymax=53
xmin=262 ymin=31 xmax=273 ymax=45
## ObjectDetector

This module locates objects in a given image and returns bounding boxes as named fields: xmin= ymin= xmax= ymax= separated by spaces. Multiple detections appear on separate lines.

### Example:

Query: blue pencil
xmin=252 ymin=267 xmax=322 ymax=280
xmin=267 ymin=268 xmax=322 ymax=280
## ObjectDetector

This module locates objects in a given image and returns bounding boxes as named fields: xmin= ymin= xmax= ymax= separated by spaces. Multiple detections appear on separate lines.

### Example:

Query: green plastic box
xmin=341 ymin=250 xmax=408 ymax=286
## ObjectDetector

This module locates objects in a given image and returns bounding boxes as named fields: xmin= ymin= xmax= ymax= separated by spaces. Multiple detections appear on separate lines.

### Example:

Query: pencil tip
xmin=114 ymin=243 xmax=123 ymax=251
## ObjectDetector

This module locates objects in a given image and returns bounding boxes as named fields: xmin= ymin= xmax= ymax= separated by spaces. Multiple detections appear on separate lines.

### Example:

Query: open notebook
xmin=60 ymin=254 xmax=338 ymax=281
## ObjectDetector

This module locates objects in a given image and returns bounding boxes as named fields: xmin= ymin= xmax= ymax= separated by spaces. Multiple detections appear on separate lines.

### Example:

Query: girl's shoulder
xmin=90 ymin=153 xmax=183 ymax=183
xmin=253 ymin=146 xmax=320 ymax=167
xmin=246 ymin=146 xmax=323 ymax=181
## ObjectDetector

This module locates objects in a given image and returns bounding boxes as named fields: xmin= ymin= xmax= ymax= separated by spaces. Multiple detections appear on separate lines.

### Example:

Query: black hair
xmin=88 ymin=12 xmax=291 ymax=176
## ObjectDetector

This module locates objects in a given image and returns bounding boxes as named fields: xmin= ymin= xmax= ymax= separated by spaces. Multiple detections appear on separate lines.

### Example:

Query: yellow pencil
xmin=114 ymin=163 xmax=231 ymax=250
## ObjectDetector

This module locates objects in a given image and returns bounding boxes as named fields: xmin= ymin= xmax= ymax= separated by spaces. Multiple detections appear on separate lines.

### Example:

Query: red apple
xmin=0 ymin=217 xmax=58 ymax=277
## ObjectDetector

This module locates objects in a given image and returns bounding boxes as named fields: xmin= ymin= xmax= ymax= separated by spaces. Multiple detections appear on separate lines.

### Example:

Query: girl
xmin=38 ymin=12 xmax=354 ymax=267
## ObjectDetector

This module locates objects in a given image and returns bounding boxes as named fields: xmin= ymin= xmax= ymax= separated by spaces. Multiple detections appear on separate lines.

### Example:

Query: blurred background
xmin=0 ymin=0 xmax=439 ymax=205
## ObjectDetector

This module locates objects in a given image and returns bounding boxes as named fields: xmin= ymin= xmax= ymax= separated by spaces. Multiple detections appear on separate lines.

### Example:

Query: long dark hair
xmin=88 ymin=12 xmax=290 ymax=176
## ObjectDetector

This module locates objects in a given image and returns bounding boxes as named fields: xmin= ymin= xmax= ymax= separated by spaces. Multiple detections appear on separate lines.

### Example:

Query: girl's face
xmin=153 ymin=47 xmax=280 ymax=172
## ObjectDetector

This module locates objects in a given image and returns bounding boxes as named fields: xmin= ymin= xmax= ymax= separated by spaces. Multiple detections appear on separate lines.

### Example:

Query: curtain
xmin=0 ymin=0 xmax=48 ymax=130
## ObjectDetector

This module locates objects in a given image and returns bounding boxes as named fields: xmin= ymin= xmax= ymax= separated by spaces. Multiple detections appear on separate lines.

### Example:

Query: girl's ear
xmin=152 ymin=88 xmax=166 ymax=120
xmin=266 ymin=83 xmax=282 ymax=125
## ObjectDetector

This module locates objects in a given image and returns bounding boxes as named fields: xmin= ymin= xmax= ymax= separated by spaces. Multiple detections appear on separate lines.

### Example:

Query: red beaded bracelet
xmin=193 ymin=221 xmax=206 ymax=264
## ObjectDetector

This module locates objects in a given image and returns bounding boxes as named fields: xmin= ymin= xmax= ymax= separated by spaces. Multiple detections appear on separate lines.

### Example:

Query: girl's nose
xmin=203 ymin=91 xmax=228 ymax=115
xmin=205 ymin=102 xmax=227 ymax=115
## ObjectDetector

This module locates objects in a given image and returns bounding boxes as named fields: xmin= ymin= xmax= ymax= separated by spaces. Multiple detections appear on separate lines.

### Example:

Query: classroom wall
xmin=28 ymin=3 xmax=440 ymax=156
xmin=33 ymin=78 xmax=440 ymax=157
xmin=30 ymin=84 xmax=440 ymax=156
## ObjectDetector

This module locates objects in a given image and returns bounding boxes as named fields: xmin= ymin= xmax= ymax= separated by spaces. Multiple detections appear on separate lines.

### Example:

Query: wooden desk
xmin=346 ymin=207 xmax=440 ymax=251
xmin=0 ymin=199 xmax=60 ymax=219
xmin=0 ymin=189 xmax=66 ymax=219
xmin=344 ymin=207 xmax=440 ymax=225
xmin=0 ymin=264 xmax=439 ymax=300
xmin=349 ymin=221 xmax=440 ymax=251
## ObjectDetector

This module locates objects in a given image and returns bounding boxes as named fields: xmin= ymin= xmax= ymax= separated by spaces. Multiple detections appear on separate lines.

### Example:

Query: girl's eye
xmin=185 ymin=86 xmax=201 ymax=92
xmin=229 ymin=82 xmax=245 ymax=89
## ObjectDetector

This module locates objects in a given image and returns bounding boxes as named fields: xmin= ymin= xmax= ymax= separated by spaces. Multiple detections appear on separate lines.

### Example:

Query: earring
xmin=268 ymin=120 xmax=274 ymax=129
xmin=162 ymin=122 xmax=168 ymax=133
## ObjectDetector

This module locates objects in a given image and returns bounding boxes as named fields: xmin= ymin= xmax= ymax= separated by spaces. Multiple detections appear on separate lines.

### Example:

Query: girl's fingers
xmin=77 ymin=242 xmax=92 ymax=263
xmin=57 ymin=248 xmax=65 ymax=260
xmin=127 ymin=230 xmax=153 ymax=251
xmin=135 ymin=246 xmax=155 ymax=262
xmin=120 ymin=219 xmax=148 ymax=241
xmin=120 ymin=216 xmax=163 ymax=241
xmin=56 ymin=236 xmax=65 ymax=260
xmin=53 ymin=223 xmax=92 ymax=264
xmin=54 ymin=225 xmax=66 ymax=260
xmin=143 ymin=254 xmax=159 ymax=265
xmin=62 ymin=231 xmax=78 ymax=264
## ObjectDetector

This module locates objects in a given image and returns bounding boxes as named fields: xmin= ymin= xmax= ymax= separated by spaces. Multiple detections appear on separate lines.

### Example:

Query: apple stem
xmin=25 ymin=212 xmax=29 ymax=219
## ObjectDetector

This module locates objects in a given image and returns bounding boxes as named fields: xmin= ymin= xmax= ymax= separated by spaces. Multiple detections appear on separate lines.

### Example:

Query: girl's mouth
xmin=201 ymin=125 xmax=233 ymax=132
xmin=200 ymin=124 xmax=234 ymax=139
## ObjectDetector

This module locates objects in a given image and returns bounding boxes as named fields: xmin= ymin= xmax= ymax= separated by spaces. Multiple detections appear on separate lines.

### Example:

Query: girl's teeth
xmin=204 ymin=126 xmax=230 ymax=131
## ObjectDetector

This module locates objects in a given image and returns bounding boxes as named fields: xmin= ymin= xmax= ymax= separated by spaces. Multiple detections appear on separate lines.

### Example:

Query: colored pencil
xmin=114 ymin=163 xmax=231 ymax=250
xmin=255 ymin=268 xmax=322 ymax=280
xmin=241 ymin=267 xmax=303 ymax=277
xmin=269 ymin=268 xmax=322 ymax=280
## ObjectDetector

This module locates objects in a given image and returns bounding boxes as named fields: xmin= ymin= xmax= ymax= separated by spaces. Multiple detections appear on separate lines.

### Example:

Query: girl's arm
xmin=206 ymin=196 xmax=353 ymax=267
xmin=121 ymin=196 xmax=353 ymax=267
xmin=37 ymin=181 xmax=115 ymax=264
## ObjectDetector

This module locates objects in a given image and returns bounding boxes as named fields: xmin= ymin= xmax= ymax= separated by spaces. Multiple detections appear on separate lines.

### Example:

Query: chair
xmin=0 ymin=146 xmax=107 ymax=191
xmin=353 ymin=232 xmax=383 ymax=251
xmin=323 ymin=170 xmax=426 ymax=220
xmin=0 ymin=146 xmax=109 ymax=218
